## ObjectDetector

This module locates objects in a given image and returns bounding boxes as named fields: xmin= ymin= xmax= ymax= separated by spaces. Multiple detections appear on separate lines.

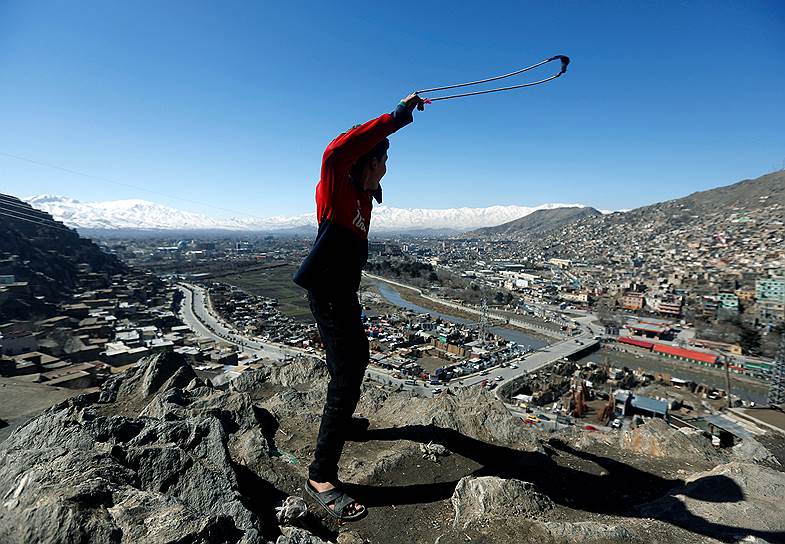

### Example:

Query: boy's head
xmin=351 ymin=137 xmax=389 ymax=192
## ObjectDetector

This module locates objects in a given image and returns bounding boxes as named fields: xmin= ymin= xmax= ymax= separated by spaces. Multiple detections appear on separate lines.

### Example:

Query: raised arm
xmin=324 ymin=94 xmax=424 ymax=167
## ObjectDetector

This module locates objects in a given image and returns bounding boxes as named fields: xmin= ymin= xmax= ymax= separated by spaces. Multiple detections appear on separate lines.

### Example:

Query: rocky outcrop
xmin=621 ymin=418 xmax=720 ymax=462
xmin=732 ymin=437 xmax=781 ymax=468
xmin=450 ymin=476 xmax=553 ymax=529
xmin=638 ymin=462 xmax=785 ymax=540
xmin=371 ymin=386 xmax=541 ymax=449
xmin=0 ymin=353 xmax=268 ymax=544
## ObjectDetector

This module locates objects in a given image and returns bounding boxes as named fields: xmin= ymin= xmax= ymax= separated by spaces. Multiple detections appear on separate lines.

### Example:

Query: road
xmin=177 ymin=283 xmax=310 ymax=362
xmin=178 ymin=281 xmax=599 ymax=404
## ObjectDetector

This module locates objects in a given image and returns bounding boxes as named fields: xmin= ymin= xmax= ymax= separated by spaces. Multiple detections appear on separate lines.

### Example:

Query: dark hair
xmin=350 ymin=136 xmax=389 ymax=184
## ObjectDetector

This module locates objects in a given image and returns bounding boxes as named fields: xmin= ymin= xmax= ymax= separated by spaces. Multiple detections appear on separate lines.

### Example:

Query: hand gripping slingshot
xmin=415 ymin=54 xmax=569 ymax=105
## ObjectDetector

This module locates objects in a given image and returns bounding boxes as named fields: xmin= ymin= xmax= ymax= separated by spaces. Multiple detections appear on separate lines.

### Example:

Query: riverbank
xmin=362 ymin=274 xmax=560 ymax=343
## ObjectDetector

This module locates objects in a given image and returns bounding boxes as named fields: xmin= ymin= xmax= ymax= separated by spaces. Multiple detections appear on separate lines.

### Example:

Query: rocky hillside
xmin=467 ymin=206 xmax=602 ymax=237
xmin=473 ymin=171 xmax=785 ymax=276
xmin=0 ymin=193 xmax=126 ymax=319
xmin=1 ymin=353 xmax=784 ymax=544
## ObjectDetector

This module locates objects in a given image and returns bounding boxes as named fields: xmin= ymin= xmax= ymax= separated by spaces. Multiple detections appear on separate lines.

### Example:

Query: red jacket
xmin=294 ymin=103 xmax=414 ymax=294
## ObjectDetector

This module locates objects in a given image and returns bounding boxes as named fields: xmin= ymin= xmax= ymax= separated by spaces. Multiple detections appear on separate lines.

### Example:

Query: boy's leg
xmin=308 ymin=293 xmax=368 ymax=483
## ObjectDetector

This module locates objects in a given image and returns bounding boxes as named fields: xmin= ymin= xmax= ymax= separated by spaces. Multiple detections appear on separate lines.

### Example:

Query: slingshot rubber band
xmin=416 ymin=55 xmax=569 ymax=102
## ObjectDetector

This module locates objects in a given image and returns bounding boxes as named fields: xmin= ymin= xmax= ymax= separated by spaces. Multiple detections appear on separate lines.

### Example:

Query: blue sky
xmin=1 ymin=0 xmax=784 ymax=218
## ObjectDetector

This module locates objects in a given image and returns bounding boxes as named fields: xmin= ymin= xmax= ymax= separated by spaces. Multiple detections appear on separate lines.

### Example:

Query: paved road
xmin=177 ymin=283 xmax=309 ymax=362
xmin=178 ymin=282 xmax=598 ymax=403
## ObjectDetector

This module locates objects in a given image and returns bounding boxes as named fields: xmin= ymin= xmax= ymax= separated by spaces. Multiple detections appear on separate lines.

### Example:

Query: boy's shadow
xmin=343 ymin=424 xmax=784 ymax=543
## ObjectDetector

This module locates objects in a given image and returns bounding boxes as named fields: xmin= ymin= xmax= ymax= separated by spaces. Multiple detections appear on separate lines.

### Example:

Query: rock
xmin=267 ymin=358 xmax=328 ymax=388
xmin=132 ymin=351 xmax=197 ymax=399
xmin=0 ymin=359 xmax=267 ymax=543
xmin=450 ymin=476 xmax=553 ymax=529
xmin=275 ymin=496 xmax=308 ymax=524
xmin=621 ymin=418 xmax=721 ymax=462
xmin=536 ymin=521 xmax=638 ymax=543
xmin=374 ymin=386 xmax=542 ymax=449
xmin=230 ymin=367 xmax=272 ymax=393
xmin=420 ymin=441 xmax=450 ymax=462
xmin=732 ymin=437 xmax=781 ymax=468
xmin=276 ymin=526 xmax=329 ymax=544
xmin=638 ymin=462 xmax=785 ymax=538
xmin=336 ymin=530 xmax=368 ymax=543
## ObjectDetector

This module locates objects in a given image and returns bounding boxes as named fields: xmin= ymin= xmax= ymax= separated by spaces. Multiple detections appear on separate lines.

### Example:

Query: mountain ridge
xmin=24 ymin=195 xmax=595 ymax=233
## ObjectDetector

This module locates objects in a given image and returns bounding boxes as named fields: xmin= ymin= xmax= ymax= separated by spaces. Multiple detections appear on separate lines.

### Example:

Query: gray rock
xmin=0 ymin=355 xmax=267 ymax=543
xmin=373 ymin=386 xmax=542 ymax=449
xmin=638 ymin=462 xmax=785 ymax=538
xmin=450 ymin=475 xmax=553 ymax=529
xmin=621 ymin=418 xmax=721 ymax=462
xmin=267 ymin=358 xmax=328 ymax=388
xmin=732 ymin=437 xmax=781 ymax=467
xmin=135 ymin=351 xmax=197 ymax=398
xmin=537 ymin=521 xmax=638 ymax=543
xmin=276 ymin=526 xmax=329 ymax=544
xmin=275 ymin=496 xmax=308 ymax=524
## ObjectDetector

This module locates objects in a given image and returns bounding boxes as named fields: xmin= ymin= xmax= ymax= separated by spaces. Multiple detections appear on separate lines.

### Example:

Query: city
xmin=2 ymin=3 xmax=785 ymax=542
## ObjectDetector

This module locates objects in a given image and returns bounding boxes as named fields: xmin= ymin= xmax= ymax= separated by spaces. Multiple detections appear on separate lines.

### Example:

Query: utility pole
xmin=724 ymin=355 xmax=733 ymax=409
xmin=479 ymin=298 xmax=489 ymax=343
xmin=767 ymin=334 xmax=785 ymax=407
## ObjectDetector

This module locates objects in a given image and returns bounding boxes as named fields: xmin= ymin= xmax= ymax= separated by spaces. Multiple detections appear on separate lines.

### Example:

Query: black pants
xmin=307 ymin=291 xmax=369 ymax=483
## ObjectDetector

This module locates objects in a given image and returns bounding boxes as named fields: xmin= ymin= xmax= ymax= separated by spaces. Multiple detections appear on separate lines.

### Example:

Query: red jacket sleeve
xmin=324 ymin=104 xmax=413 ymax=168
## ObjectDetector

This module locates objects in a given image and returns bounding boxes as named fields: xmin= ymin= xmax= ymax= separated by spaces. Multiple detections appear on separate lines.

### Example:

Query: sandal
xmin=304 ymin=480 xmax=367 ymax=521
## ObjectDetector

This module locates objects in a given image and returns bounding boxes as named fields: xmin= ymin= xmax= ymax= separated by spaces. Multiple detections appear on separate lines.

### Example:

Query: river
xmin=373 ymin=281 xmax=549 ymax=350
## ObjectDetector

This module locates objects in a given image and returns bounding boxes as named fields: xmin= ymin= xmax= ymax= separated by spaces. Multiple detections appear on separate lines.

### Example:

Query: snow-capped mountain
xmin=25 ymin=195 xmax=597 ymax=233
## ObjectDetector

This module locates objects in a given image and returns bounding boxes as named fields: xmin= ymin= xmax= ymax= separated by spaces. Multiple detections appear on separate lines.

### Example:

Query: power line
xmin=0 ymin=203 xmax=67 ymax=224
xmin=0 ymin=150 xmax=270 ymax=221
xmin=0 ymin=209 xmax=76 ymax=234
xmin=0 ymin=196 xmax=56 ymax=218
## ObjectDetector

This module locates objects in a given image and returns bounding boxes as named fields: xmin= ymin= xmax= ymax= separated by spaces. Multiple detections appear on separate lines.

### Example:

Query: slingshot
xmin=416 ymin=55 xmax=570 ymax=103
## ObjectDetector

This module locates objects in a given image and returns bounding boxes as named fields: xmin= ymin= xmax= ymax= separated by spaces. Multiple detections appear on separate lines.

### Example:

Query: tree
xmin=739 ymin=324 xmax=762 ymax=356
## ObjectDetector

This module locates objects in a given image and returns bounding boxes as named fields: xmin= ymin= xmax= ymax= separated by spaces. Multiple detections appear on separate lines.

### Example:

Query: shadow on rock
xmin=345 ymin=424 xmax=785 ymax=544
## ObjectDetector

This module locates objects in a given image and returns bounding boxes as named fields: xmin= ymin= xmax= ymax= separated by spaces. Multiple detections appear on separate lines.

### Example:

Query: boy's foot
xmin=307 ymin=479 xmax=365 ymax=517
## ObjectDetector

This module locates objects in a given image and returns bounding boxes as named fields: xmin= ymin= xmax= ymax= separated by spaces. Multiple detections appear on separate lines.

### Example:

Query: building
xmin=757 ymin=300 xmax=785 ymax=324
xmin=622 ymin=292 xmax=645 ymax=311
xmin=548 ymin=258 xmax=572 ymax=269
xmin=0 ymin=323 xmax=38 ymax=356
xmin=625 ymin=318 xmax=674 ymax=339
xmin=614 ymin=390 xmax=669 ymax=420
xmin=756 ymin=278 xmax=785 ymax=303
xmin=652 ymin=295 xmax=683 ymax=316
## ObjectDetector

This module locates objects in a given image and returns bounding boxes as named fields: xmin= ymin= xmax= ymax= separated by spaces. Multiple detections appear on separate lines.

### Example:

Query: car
xmin=480 ymin=370 xmax=490 ymax=376
xmin=510 ymin=364 xmax=519 ymax=369
xmin=610 ymin=419 xmax=622 ymax=429
xmin=495 ymin=375 xmax=504 ymax=381
xmin=431 ymin=388 xmax=442 ymax=394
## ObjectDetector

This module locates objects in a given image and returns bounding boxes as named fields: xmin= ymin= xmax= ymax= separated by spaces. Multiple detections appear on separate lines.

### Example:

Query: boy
xmin=294 ymin=93 xmax=424 ymax=520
